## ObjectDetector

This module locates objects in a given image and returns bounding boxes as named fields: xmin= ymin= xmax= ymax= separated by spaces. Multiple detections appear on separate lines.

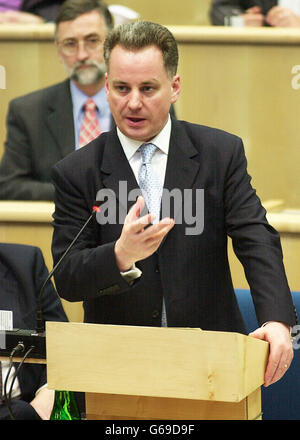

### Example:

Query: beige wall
xmin=172 ymin=27 xmax=300 ymax=209
xmin=105 ymin=0 xmax=212 ymax=26
xmin=0 ymin=25 xmax=66 ymax=157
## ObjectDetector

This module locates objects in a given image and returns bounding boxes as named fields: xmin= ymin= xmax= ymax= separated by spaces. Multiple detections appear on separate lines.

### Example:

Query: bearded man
xmin=0 ymin=0 xmax=114 ymax=200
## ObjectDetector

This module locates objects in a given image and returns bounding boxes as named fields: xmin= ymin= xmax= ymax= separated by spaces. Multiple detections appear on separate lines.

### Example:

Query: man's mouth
xmin=127 ymin=117 xmax=146 ymax=126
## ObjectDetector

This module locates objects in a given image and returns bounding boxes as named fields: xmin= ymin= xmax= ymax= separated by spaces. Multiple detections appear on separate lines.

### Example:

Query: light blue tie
xmin=138 ymin=143 xmax=167 ymax=327
xmin=138 ymin=143 xmax=161 ymax=223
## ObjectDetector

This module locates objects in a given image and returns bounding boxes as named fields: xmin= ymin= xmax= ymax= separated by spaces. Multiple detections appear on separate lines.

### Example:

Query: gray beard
xmin=66 ymin=60 xmax=106 ymax=85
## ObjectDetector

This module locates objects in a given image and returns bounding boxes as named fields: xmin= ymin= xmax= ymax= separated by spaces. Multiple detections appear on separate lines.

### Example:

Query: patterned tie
xmin=78 ymin=99 xmax=101 ymax=148
xmin=138 ymin=143 xmax=162 ymax=222
xmin=138 ymin=143 xmax=167 ymax=326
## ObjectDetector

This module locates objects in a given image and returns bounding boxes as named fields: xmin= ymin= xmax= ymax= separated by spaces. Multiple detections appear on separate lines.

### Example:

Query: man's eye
xmin=87 ymin=38 xmax=100 ymax=44
xmin=117 ymin=86 xmax=128 ymax=92
xmin=64 ymin=41 xmax=76 ymax=48
xmin=142 ymin=86 xmax=154 ymax=92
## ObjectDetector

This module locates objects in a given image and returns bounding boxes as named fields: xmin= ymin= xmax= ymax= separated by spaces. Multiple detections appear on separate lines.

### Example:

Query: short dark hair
xmin=104 ymin=21 xmax=178 ymax=78
xmin=55 ymin=0 xmax=114 ymax=34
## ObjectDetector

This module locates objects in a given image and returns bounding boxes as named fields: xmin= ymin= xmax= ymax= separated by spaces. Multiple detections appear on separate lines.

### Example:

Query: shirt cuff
xmin=35 ymin=383 xmax=49 ymax=396
xmin=262 ymin=321 xmax=292 ymax=334
xmin=120 ymin=264 xmax=142 ymax=284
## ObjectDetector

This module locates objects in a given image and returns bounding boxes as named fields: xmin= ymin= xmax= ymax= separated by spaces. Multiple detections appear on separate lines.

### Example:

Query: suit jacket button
xmin=155 ymin=265 xmax=159 ymax=273
xmin=152 ymin=310 xmax=159 ymax=318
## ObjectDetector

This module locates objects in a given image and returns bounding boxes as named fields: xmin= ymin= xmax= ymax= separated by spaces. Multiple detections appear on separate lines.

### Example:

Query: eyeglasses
xmin=58 ymin=36 xmax=103 ymax=56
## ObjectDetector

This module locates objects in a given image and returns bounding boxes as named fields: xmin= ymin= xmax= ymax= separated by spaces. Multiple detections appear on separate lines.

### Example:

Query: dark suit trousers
xmin=0 ymin=400 xmax=41 ymax=420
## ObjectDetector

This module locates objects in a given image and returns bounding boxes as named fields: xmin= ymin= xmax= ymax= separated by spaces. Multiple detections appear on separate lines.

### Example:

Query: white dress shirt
xmin=117 ymin=115 xmax=171 ymax=189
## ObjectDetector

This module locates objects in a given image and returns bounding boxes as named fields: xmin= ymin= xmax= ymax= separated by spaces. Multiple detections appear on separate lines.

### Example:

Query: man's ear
xmin=170 ymin=74 xmax=181 ymax=104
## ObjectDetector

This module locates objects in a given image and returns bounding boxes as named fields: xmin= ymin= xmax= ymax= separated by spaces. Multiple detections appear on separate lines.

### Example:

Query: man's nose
xmin=76 ymin=41 xmax=89 ymax=61
xmin=128 ymin=90 xmax=142 ymax=110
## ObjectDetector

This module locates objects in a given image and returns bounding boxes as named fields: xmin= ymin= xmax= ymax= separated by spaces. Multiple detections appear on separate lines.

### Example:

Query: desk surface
xmin=1 ymin=24 xmax=300 ymax=43
xmin=0 ymin=201 xmax=54 ymax=222
xmin=1 ymin=201 xmax=300 ymax=232
xmin=0 ymin=356 xmax=46 ymax=364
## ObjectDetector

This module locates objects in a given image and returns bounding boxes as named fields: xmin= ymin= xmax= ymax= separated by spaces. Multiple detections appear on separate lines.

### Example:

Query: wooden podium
xmin=46 ymin=322 xmax=269 ymax=420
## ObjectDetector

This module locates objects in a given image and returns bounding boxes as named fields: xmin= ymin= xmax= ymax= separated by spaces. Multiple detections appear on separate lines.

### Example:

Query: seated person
xmin=0 ymin=0 xmax=65 ymax=23
xmin=0 ymin=243 xmax=68 ymax=420
xmin=210 ymin=1 xmax=300 ymax=27
xmin=0 ymin=0 xmax=172 ymax=201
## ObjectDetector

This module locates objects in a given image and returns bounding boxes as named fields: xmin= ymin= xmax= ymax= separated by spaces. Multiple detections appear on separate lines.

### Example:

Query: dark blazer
xmin=21 ymin=0 xmax=65 ymax=21
xmin=0 ymin=243 xmax=67 ymax=403
xmin=210 ymin=0 xmax=278 ymax=25
xmin=51 ymin=118 xmax=297 ymax=333
xmin=0 ymin=80 xmax=75 ymax=201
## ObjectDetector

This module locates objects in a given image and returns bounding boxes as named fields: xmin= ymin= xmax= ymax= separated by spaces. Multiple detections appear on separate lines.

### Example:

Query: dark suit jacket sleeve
xmin=223 ymin=135 xmax=296 ymax=326
xmin=0 ymin=99 xmax=54 ymax=200
xmin=51 ymin=154 xmax=131 ymax=303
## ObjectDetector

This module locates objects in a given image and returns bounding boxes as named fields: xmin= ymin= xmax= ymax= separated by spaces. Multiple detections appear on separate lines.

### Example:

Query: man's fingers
xmin=126 ymin=195 xmax=146 ymax=222
xmin=142 ymin=217 xmax=174 ymax=236
xmin=130 ymin=216 xmax=174 ymax=240
xmin=264 ymin=350 xmax=293 ymax=386
xmin=249 ymin=322 xmax=293 ymax=387
xmin=128 ymin=213 xmax=155 ymax=234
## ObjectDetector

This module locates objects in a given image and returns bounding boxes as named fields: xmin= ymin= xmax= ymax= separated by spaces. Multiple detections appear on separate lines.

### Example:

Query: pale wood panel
xmin=85 ymin=388 xmax=261 ymax=420
xmin=174 ymin=28 xmax=300 ymax=209
xmin=229 ymin=210 xmax=300 ymax=291
xmin=0 ymin=24 xmax=66 ymax=158
xmin=0 ymin=356 xmax=46 ymax=364
xmin=46 ymin=322 xmax=268 ymax=403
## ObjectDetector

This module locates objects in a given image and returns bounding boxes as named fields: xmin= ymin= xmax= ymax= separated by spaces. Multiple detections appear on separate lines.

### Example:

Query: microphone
xmin=36 ymin=201 xmax=102 ymax=333
xmin=0 ymin=202 xmax=101 ymax=360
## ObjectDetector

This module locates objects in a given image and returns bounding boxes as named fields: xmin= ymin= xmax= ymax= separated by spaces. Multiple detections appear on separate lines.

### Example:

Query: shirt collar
xmin=70 ymin=80 xmax=109 ymax=119
xmin=117 ymin=115 xmax=171 ymax=161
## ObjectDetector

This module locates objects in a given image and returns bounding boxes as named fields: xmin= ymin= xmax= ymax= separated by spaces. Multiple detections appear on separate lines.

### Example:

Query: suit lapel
xmin=46 ymin=80 xmax=75 ymax=158
xmin=163 ymin=119 xmax=201 ymax=222
xmin=100 ymin=130 xmax=142 ymax=219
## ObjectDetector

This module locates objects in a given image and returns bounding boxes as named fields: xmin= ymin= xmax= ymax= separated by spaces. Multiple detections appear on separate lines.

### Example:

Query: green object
xmin=50 ymin=390 xmax=81 ymax=420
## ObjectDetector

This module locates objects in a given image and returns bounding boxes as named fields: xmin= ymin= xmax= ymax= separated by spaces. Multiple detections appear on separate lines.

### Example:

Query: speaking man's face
xmin=57 ymin=10 xmax=107 ymax=86
xmin=105 ymin=44 xmax=180 ymax=142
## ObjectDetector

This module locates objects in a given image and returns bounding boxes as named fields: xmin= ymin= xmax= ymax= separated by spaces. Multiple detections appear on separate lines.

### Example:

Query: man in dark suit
xmin=0 ymin=243 xmax=68 ymax=420
xmin=0 ymin=0 xmax=114 ymax=200
xmin=51 ymin=20 xmax=297 ymax=388
xmin=210 ymin=0 xmax=300 ymax=26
